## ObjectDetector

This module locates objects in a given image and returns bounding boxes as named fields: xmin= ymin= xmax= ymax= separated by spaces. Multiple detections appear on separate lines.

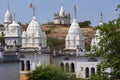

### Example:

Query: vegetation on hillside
xmin=47 ymin=37 xmax=65 ymax=50
xmin=78 ymin=21 xmax=91 ymax=28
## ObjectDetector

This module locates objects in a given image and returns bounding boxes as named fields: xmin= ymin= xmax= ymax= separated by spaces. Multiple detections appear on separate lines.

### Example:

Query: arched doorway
xmin=21 ymin=60 xmax=24 ymax=71
xmin=71 ymin=63 xmax=75 ymax=72
xmin=91 ymin=67 xmax=95 ymax=75
xmin=85 ymin=67 xmax=89 ymax=78
xmin=66 ymin=63 xmax=69 ymax=72
xmin=60 ymin=63 xmax=64 ymax=71
xmin=26 ymin=60 xmax=30 ymax=71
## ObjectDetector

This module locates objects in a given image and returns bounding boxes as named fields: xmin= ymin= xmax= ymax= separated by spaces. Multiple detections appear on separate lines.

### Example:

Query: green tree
xmin=47 ymin=37 xmax=64 ymax=50
xmin=27 ymin=65 xmax=68 ymax=80
xmin=0 ymin=24 xmax=4 ymax=27
xmin=0 ymin=32 xmax=5 ymax=45
xmin=89 ymin=17 xmax=120 ymax=79
xmin=90 ymin=73 xmax=109 ymax=80
xmin=78 ymin=21 xmax=91 ymax=28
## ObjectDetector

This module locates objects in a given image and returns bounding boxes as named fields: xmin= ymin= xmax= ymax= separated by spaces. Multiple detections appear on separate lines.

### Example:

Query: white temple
xmin=65 ymin=19 xmax=85 ymax=50
xmin=3 ymin=6 xmax=50 ymax=78
xmin=22 ymin=16 xmax=46 ymax=48
xmin=4 ymin=6 xmax=22 ymax=50
xmin=53 ymin=8 xmax=103 ymax=79
xmin=54 ymin=6 xmax=70 ymax=25
xmin=4 ymin=6 xmax=12 ymax=28
xmin=91 ymin=13 xmax=103 ymax=50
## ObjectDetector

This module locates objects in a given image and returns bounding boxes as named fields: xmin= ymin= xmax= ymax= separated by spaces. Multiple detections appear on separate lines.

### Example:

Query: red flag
xmin=29 ymin=2 xmax=33 ymax=8
xmin=74 ymin=4 xmax=76 ymax=11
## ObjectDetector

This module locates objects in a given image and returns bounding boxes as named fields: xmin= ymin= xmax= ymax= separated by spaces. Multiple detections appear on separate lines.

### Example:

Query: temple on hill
xmin=54 ymin=6 xmax=71 ymax=25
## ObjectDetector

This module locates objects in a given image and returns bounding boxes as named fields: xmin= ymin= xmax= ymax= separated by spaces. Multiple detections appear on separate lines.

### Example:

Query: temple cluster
xmin=0 ymin=5 xmax=110 ymax=80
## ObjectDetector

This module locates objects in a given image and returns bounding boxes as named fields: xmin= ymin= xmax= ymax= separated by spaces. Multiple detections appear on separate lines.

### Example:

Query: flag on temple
xmin=30 ymin=2 xmax=33 ymax=8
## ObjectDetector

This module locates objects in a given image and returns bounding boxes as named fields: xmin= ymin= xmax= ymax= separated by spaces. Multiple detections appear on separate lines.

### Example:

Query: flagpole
xmin=75 ymin=9 xmax=76 ymax=19
xmin=74 ymin=4 xmax=77 ymax=19
xmin=33 ymin=7 xmax=35 ymax=16
xmin=30 ymin=2 xmax=35 ymax=16
xmin=100 ymin=12 xmax=103 ymax=23
xmin=14 ymin=13 xmax=16 ymax=21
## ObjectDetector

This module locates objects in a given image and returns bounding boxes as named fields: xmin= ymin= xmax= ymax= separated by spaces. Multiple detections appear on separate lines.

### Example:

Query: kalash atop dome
xmin=22 ymin=16 xmax=46 ymax=48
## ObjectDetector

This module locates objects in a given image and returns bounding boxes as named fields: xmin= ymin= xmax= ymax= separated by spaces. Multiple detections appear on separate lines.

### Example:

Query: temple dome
xmin=26 ymin=16 xmax=42 ymax=34
xmin=68 ymin=19 xmax=81 ymax=35
xmin=59 ymin=6 xmax=65 ymax=17
xmin=65 ymin=19 xmax=85 ymax=49
xmin=9 ymin=21 xmax=21 ymax=29
xmin=4 ymin=9 xmax=12 ymax=23
xmin=22 ymin=16 xmax=47 ymax=48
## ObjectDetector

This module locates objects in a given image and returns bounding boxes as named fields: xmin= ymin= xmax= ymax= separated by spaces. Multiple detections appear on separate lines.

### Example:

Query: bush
xmin=47 ymin=37 xmax=64 ymax=50
xmin=90 ymin=74 xmax=109 ymax=80
xmin=27 ymin=65 xmax=68 ymax=80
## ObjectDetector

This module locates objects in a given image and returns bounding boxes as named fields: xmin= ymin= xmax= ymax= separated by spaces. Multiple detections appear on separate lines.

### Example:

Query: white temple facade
xmin=5 ymin=21 xmax=22 ymax=46
xmin=91 ymin=13 xmax=103 ymax=51
xmin=4 ymin=7 xmax=22 ymax=51
xmin=54 ymin=6 xmax=70 ymax=25
xmin=53 ymin=12 xmax=102 ymax=79
xmin=3 ymin=6 xmax=50 ymax=79
xmin=65 ymin=19 xmax=85 ymax=50
xmin=22 ymin=16 xmax=46 ymax=48
xmin=20 ymin=15 xmax=50 ymax=72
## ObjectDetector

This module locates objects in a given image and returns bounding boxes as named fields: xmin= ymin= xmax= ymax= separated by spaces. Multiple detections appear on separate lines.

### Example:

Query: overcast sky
xmin=0 ymin=0 xmax=120 ymax=26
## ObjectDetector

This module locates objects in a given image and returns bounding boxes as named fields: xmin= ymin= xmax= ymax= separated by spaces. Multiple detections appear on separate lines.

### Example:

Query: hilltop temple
xmin=54 ymin=6 xmax=70 ymax=25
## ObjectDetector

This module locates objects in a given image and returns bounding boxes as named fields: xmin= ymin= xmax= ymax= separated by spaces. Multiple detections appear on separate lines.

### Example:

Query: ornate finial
xmin=100 ymin=12 xmax=103 ymax=23
xmin=74 ymin=4 xmax=77 ymax=19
